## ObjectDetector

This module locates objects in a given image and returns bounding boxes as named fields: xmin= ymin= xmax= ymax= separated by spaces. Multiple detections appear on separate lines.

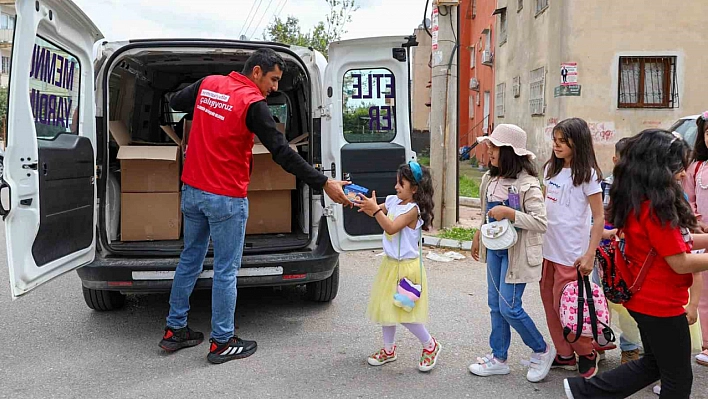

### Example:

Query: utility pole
xmin=429 ymin=0 xmax=459 ymax=229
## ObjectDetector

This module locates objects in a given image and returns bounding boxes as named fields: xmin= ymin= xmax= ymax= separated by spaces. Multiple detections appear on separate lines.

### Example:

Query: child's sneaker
xmin=578 ymin=351 xmax=599 ymax=379
xmin=621 ymin=349 xmax=640 ymax=364
xmin=418 ymin=338 xmax=441 ymax=372
xmin=158 ymin=326 xmax=204 ymax=352
xmin=207 ymin=336 xmax=257 ymax=364
xmin=551 ymin=354 xmax=578 ymax=371
xmin=367 ymin=346 xmax=397 ymax=366
xmin=525 ymin=345 xmax=556 ymax=383
xmin=653 ymin=384 xmax=661 ymax=396
xmin=696 ymin=349 xmax=708 ymax=366
xmin=468 ymin=354 xmax=510 ymax=376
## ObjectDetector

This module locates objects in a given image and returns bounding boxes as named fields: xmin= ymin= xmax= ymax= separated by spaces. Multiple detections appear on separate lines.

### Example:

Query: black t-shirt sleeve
xmin=246 ymin=100 xmax=328 ymax=189
xmin=169 ymin=77 xmax=206 ymax=114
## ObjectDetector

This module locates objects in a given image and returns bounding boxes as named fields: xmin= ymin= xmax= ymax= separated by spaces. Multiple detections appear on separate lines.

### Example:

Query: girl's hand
xmin=472 ymin=230 xmax=481 ymax=261
xmin=686 ymin=304 xmax=699 ymax=325
xmin=574 ymin=253 xmax=595 ymax=276
xmin=354 ymin=191 xmax=380 ymax=217
xmin=487 ymin=205 xmax=514 ymax=221
xmin=699 ymin=221 xmax=708 ymax=233
xmin=602 ymin=228 xmax=618 ymax=241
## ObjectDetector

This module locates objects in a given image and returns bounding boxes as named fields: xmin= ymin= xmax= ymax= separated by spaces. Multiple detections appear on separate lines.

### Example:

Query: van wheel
xmin=82 ymin=287 xmax=126 ymax=311
xmin=306 ymin=264 xmax=339 ymax=302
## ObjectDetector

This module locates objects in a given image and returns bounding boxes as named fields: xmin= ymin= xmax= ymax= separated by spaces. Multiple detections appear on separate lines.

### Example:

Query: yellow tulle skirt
xmin=366 ymin=256 xmax=428 ymax=325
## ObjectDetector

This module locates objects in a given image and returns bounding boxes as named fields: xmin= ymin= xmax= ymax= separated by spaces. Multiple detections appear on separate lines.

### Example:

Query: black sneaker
xmin=159 ymin=326 xmax=204 ymax=352
xmin=578 ymin=351 xmax=599 ymax=379
xmin=552 ymin=354 xmax=577 ymax=371
xmin=207 ymin=336 xmax=257 ymax=364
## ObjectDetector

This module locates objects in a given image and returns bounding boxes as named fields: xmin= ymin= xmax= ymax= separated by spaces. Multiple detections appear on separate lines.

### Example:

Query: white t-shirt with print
xmin=382 ymin=195 xmax=423 ymax=260
xmin=543 ymin=167 xmax=602 ymax=266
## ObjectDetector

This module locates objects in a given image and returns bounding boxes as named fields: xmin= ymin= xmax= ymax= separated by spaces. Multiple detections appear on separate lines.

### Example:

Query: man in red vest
xmin=158 ymin=48 xmax=351 ymax=364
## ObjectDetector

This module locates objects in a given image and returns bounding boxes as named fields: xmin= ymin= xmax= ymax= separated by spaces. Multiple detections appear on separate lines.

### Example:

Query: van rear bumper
xmin=78 ymin=223 xmax=339 ymax=293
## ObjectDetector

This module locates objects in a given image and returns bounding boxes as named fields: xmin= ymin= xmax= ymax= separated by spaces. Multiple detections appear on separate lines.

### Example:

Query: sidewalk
xmin=423 ymin=197 xmax=481 ymax=250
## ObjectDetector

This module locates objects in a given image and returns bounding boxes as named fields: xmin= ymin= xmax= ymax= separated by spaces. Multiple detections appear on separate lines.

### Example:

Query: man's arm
xmin=246 ymin=101 xmax=351 ymax=205
xmin=169 ymin=78 xmax=206 ymax=113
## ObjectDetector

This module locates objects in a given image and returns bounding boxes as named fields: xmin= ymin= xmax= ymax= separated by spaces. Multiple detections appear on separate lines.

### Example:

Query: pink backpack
xmin=560 ymin=269 xmax=616 ymax=346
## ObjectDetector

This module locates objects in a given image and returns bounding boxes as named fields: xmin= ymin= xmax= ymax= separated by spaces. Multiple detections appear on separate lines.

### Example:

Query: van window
xmin=342 ymin=68 xmax=396 ymax=143
xmin=29 ymin=36 xmax=81 ymax=140
xmin=269 ymin=104 xmax=288 ymax=130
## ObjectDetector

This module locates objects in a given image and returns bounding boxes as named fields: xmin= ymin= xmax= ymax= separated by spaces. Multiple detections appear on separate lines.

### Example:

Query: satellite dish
xmin=424 ymin=18 xmax=431 ymax=29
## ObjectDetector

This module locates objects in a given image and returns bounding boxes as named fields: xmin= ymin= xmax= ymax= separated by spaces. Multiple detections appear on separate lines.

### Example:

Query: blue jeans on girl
xmin=486 ymin=201 xmax=547 ymax=360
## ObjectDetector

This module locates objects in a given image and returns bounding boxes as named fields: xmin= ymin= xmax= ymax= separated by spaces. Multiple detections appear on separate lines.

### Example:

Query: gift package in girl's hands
xmin=344 ymin=184 xmax=370 ymax=202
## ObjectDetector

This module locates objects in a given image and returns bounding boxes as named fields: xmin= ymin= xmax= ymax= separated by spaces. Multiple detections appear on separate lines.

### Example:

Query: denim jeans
xmin=592 ymin=266 xmax=641 ymax=351
xmin=166 ymin=184 xmax=249 ymax=343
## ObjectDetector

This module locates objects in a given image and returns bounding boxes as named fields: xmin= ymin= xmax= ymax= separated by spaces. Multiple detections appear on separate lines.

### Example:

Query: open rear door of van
xmin=323 ymin=36 xmax=415 ymax=252
xmin=4 ymin=0 xmax=102 ymax=298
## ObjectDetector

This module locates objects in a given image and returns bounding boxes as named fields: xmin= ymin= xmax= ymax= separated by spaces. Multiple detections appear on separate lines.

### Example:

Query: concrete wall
xmin=495 ymin=0 xmax=708 ymax=175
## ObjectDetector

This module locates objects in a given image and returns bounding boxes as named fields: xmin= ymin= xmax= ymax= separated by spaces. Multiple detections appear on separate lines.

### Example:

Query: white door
xmin=323 ymin=36 xmax=414 ymax=252
xmin=4 ymin=0 xmax=102 ymax=298
xmin=483 ymin=91 xmax=490 ymax=133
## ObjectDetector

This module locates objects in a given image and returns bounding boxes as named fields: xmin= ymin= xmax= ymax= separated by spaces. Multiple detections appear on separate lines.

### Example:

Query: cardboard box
xmin=118 ymin=146 xmax=181 ymax=193
xmin=246 ymin=190 xmax=292 ymax=234
xmin=110 ymin=120 xmax=182 ymax=193
xmin=248 ymin=144 xmax=297 ymax=191
xmin=253 ymin=122 xmax=285 ymax=144
xmin=121 ymin=192 xmax=182 ymax=241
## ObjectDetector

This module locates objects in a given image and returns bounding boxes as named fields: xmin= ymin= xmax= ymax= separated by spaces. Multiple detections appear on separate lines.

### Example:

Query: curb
xmin=423 ymin=235 xmax=472 ymax=251
xmin=459 ymin=196 xmax=481 ymax=208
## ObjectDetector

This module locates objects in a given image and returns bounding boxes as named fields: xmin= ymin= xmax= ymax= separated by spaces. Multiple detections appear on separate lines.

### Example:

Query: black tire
xmin=82 ymin=286 xmax=126 ymax=311
xmin=306 ymin=264 xmax=339 ymax=302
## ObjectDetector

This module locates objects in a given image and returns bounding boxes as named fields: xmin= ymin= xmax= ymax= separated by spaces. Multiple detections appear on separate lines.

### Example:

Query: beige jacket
xmin=479 ymin=171 xmax=547 ymax=284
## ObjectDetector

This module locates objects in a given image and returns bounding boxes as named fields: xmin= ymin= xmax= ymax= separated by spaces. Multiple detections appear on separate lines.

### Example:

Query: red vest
xmin=181 ymin=72 xmax=264 ymax=197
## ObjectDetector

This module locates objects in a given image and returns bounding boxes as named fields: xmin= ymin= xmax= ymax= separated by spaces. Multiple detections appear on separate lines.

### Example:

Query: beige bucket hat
xmin=477 ymin=124 xmax=536 ymax=160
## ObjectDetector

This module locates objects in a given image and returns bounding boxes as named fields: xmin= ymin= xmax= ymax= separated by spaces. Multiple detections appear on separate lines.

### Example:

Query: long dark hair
xmin=489 ymin=146 xmax=538 ymax=178
xmin=692 ymin=116 xmax=708 ymax=162
xmin=544 ymin=118 xmax=603 ymax=186
xmin=398 ymin=163 xmax=434 ymax=231
xmin=608 ymin=129 xmax=696 ymax=230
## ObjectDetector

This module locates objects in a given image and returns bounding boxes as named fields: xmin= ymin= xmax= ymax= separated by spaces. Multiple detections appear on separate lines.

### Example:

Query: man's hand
xmin=323 ymin=179 xmax=352 ymax=207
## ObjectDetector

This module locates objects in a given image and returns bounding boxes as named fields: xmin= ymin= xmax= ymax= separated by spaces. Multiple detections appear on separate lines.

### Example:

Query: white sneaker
xmin=564 ymin=379 xmax=575 ymax=399
xmin=526 ymin=345 xmax=557 ymax=383
xmin=697 ymin=349 xmax=708 ymax=366
xmin=653 ymin=384 xmax=661 ymax=396
xmin=468 ymin=354 xmax=510 ymax=376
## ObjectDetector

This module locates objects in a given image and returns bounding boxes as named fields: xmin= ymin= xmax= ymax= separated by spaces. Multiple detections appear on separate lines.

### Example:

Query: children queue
xmin=351 ymin=118 xmax=705 ymax=399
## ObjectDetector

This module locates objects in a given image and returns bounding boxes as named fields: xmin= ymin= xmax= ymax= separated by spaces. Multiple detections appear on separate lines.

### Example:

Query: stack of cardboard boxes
xmin=110 ymin=121 xmax=182 ymax=241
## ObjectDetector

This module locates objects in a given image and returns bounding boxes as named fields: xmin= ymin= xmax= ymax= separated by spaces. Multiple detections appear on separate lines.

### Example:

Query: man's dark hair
xmin=242 ymin=48 xmax=286 ymax=76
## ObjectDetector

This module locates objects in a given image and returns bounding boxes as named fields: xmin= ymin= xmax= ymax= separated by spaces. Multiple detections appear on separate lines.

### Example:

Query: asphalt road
xmin=0 ymin=230 xmax=706 ymax=398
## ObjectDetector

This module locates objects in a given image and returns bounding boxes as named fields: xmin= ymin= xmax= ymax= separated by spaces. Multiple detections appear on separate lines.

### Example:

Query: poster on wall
xmin=560 ymin=62 xmax=578 ymax=86
xmin=431 ymin=8 xmax=439 ymax=51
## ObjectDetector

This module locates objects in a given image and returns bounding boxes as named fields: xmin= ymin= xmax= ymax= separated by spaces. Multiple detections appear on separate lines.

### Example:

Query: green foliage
xmin=437 ymin=227 xmax=476 ymax=241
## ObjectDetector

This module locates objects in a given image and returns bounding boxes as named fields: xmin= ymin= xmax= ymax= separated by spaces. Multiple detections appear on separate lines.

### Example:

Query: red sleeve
xmin=644 ymin=213 xmax=690 ymax=257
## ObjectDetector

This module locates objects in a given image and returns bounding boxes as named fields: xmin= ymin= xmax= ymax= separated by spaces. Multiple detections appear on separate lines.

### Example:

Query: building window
xmin=470 ymin=46 xmax=475 ymax=69
xmin=518 ymin=0 xmax=523 ymax=12
xmin=0 ymin=13 xmax=14 ymax=30
xmin=618 ymin=56 xmax=678 ymax=109
xmin=530 ymin=67 xmax=545 ymax=116
xmin=1 ymin=56 xmax=9 ymax=74
xmin=472 ymin=0 xmax=477 ymax=18
xmin=469 ymin=95 xmax=475 ymax=119
xmin=496 ymin=83 xmax=505 ymax=118
xmin=513 ymin=76 xmax=521 ymax=98
xmin=536 ymin=0 xmax=549 ymax=15
xmin=499 ymin=10 xmax=507 ymax=46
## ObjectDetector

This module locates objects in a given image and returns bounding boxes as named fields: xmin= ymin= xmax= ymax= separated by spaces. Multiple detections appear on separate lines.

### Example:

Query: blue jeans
xmin=487 ymin=248 xmax=547 ymax=361
xmin=592 ymin=266 xmax=641 ymax=352
xmin=166 ymin=185 xmax=249 ymax=343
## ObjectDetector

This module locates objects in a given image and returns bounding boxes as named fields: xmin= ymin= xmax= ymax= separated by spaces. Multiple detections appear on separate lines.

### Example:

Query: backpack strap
xmin=564 ymin=269 xmax=586 ymax=344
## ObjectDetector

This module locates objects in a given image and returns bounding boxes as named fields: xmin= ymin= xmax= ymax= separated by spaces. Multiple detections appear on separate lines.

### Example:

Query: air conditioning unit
xmin=482 ymin=50 xmax=493 ymax=65
xmin=469 ymin=77 xmax=480 ymax=91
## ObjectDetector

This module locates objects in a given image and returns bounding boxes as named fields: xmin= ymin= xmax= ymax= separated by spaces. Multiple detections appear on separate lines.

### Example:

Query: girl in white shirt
xmin=541 ymin=118 xmax=605 ymax=379
xmin=354 ymin=161 xmax=440 ymax=372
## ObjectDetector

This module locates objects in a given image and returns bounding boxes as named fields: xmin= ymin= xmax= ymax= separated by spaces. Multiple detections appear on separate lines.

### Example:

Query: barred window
xmin=618 ymin=56 xmax=678 ymax=108
xmin=530 ymin=67 xmax=545 ymax=116
xmin=496 ymin=83 xmax=505 ymax=117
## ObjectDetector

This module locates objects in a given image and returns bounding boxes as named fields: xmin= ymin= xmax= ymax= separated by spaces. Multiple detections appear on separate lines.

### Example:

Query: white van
xmin=3 ymin=0 xmax=416 ymax=309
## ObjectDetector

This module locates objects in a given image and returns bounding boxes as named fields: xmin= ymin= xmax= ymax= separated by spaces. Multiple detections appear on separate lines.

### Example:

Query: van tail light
xmin=283 ymin=274 xmax=306 ymax=280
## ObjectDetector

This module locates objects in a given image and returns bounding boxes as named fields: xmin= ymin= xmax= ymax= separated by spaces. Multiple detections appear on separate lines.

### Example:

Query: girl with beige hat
xmin=469 ymin=124 xmax=556 ymax=383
